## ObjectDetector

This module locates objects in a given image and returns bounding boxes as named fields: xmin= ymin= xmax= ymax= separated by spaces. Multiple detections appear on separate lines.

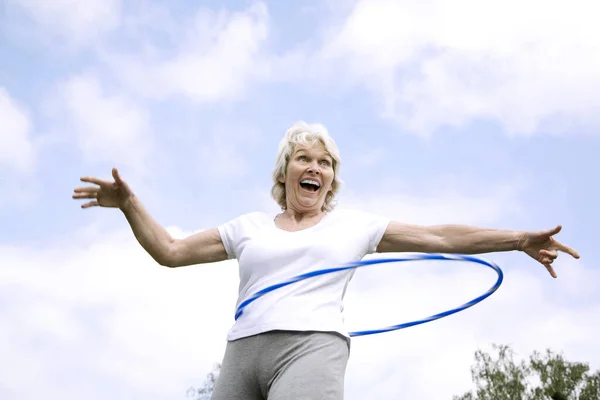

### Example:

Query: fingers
xmin=81 ymin=167 xmax=123 ymax=186
xmin=555 ymin=241 xmax=580 ymax=259
xmin=538 ymin=250 xmax=558 ymax=278
xmin=80 ymin=176 xmax=108 ymax=185
xmin=540 ymin=249 xmax=558 ymax=260
xmin=73 ymin=186 xmax=99 ymax=193
xmin=81 ymin=200 xmax=99 ymax=208
xmin=538 ymin=241 xmax=580 ymax=279
xmin=542 ymin=225 xmax=580 ymax=259
xmin=72 ymin=192 xmax=97 ymax=200
xmin=538 ymin=255 xmax=555 ymax=266
xmin=72 ymin=186 xmax=99 ymax=200
xmin=544 ymin=262 xmax=558 ymax=279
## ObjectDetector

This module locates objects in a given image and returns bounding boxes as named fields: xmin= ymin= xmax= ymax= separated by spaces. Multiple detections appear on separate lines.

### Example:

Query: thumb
xmin=543 ymin=225 xmax=562 ymax=237
xmin=112 ymin=167 xmax=123 ymax=184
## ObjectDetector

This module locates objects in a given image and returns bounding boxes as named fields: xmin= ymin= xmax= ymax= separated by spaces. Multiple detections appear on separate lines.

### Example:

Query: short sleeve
xmin=363 ymin=211 xmax=391 ymax=254
xmin=337 ymin=208 xmax=391 ymax=255
xmin=217 ymin=216 xmax=241 ymax=260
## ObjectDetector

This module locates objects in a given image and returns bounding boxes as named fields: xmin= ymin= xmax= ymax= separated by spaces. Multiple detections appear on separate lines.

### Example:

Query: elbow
xmin=160 ymin=251 xmax=184 ymax=268
xmin=438 ymin=235 xmax=452 ymax=251
xmin=425 ymin=234 xmax=452 ymax=253
xmin=155 ymin=242 xmax=180 ymax=268
xmin=158 ymin=258 xmax=178 ymax=268
xmin=154 ymin=254 xmax=177 ymax=268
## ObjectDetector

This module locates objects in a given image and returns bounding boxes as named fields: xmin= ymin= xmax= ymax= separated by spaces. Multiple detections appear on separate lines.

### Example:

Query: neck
xmin=282 ymin=208 xmax=323 ymax=222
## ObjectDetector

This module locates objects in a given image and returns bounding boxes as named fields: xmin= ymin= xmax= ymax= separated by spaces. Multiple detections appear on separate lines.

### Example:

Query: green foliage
xmin=454 ymin=344 xmax=600 ymax=400
xmin=186 ymin=363 xmax=221 ymax=400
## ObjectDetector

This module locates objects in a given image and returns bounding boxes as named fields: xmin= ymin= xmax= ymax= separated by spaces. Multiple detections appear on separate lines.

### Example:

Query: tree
xmin=454 ymin=344 xmax=600 ymax=400
xmin=186 ymin=363 xmax=221 ymax=400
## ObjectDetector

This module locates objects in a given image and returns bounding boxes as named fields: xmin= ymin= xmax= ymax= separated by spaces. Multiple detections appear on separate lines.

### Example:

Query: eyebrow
xmin=292 ymin=150 xmax=332 ymax=166
xmin=295 ymin=149 xmax=332 ymax=159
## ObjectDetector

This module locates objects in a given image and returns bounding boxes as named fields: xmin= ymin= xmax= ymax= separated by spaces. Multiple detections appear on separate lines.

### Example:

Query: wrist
xmin=119 ymin=194 xmax=136 ymax=213
xmin=515 ymin=230 xmax=527 ymax=251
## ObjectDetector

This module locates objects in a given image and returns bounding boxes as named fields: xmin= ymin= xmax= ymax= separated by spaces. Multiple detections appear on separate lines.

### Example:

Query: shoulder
xmin=327 ymin=207 xmax=391 ymax=228
xmin=326 ymin=207 xmax=391 ymax=254
xmin=219 ymin=211 xmax=272 ymax=228
xmin=329 ymin=207 xmax=388 ymax=221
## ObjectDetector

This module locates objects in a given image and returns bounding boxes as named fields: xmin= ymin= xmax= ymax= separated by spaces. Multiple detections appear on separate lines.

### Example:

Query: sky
xmin=1 ymin=0 xmax=599 ymax=399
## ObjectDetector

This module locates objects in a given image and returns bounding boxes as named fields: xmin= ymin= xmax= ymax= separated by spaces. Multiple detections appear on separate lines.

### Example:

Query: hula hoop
xmin=234 ymin=253 xmax=503 ymax=337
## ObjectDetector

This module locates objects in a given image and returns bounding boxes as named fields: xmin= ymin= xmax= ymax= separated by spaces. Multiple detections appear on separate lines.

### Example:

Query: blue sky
xmin=1 ymin=1 xmax=599 ymax=399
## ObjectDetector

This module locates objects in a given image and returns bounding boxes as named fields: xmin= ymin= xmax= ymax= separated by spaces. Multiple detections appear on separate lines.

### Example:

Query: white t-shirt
xmin=217 ymin=207 xmax=391 ymax=341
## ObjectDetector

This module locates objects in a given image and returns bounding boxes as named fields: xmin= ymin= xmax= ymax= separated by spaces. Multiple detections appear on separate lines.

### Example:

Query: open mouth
xmin=300 ymin=179 xmax=321 ymax=192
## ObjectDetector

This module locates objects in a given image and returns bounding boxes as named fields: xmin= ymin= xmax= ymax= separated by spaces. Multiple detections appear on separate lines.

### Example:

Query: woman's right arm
xmin=120 ymin=195 xmax=229 ymax=267
xmin=74 ymin=168 xmax=229 ymax=268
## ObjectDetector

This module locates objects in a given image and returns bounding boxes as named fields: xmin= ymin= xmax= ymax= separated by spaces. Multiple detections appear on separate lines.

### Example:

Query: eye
xmin=298 ymin=155 xmax=309 ymax=162
xmin=320 ymin=159 xmax=331 ymax=167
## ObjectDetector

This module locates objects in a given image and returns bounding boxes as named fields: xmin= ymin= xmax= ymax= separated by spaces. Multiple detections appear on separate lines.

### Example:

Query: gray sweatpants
xmin=211 ymin=330 xmax=350 ymax=399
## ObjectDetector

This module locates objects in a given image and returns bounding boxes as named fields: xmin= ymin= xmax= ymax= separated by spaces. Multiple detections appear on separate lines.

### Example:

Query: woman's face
xmin=281 ymin=143 xmax=334 ymax=214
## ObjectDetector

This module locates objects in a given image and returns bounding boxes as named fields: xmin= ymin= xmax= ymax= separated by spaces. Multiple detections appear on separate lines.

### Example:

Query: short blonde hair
xmin=271 ymin=121 xmax=343 ymax=212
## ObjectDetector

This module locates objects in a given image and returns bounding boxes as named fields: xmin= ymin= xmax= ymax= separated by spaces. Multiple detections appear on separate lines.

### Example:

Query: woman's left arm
xmin=377 ymin=222 xmax=580 ymax=278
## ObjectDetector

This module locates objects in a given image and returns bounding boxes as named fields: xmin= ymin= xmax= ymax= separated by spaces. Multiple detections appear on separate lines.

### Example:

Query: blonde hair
xmin=271 ymin=121 xmax=343 ymax=212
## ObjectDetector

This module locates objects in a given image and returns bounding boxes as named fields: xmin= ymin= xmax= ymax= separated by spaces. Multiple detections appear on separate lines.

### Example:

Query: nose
xmin=307 ymin=161 xmax=321 ymax=174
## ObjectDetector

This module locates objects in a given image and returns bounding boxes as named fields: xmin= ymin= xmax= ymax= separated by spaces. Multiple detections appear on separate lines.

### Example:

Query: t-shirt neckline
xmin=271 ymin=211 xmax=330 ymax=233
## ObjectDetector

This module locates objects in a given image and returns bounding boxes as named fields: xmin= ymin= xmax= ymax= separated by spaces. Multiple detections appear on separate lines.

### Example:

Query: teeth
xmin=301 ymin=179 xmax=320 ymax=188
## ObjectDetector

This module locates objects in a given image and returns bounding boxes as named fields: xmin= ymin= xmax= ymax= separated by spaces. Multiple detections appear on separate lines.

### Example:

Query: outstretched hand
xmin=72 ymin=168 xmax=133 ymax=209
xmin=518 ymin=225 xmax=580 ymax=278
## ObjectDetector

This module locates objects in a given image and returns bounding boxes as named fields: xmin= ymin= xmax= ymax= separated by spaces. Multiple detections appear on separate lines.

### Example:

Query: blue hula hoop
xmin=234 ymin=253 xmax=503 ymax=337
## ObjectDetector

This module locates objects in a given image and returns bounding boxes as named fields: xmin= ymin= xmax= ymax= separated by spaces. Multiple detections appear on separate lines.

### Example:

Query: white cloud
xmin=10 ymin=0 xmax=122 ymax=46
xmin=58 ymin=74 xmax=153 ymax=172
xmin=0 ymin=226 xmax=240 ymax=400
xmin=0 ymin=88 xmax=35 ymax=174
xmin=0 ymin=88 xmax=37 ymax=207
xmin=341 ymin=180 xmax=524 ymax=226
xmin=318 ymin=0 xmax=600 ymax=136
xmin=194 ymin=123 xmax=265 ymax=181
xmin=104 ymin=2 xmax=270 ymax=103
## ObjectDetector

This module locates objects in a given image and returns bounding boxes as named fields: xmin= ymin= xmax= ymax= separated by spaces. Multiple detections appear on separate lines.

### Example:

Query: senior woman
xmin=73 ymin=121 xmax=579 ymax=399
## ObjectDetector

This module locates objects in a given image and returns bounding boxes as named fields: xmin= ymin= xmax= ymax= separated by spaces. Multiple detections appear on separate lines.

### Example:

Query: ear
xmin=278 ymin=173 xmax=285 ymax=184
